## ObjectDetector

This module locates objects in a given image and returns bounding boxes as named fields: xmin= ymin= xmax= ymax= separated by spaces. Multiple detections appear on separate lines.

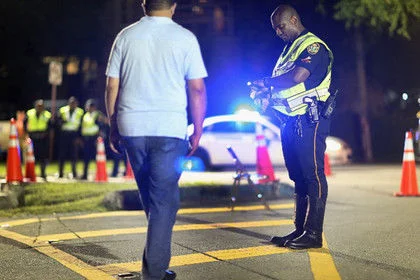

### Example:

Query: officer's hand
xmin=252 ymin=79 xmax=266 ymax=89
xmin=249 ymin=80 xmax=269 ymax=99
xmin=254 ymin=97 xmax=270 ymax=113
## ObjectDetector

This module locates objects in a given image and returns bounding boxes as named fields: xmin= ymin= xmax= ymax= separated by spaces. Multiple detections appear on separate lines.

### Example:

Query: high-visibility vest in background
xmin=270 ymin=32 xmax=333 ymax=116
xmin=81 ymin=111 xmax=100 ymax=136
xmin=26 ymin=109 xmax=51 ymax=132
xmin=59 ymin=105 xmax=84 ymax=131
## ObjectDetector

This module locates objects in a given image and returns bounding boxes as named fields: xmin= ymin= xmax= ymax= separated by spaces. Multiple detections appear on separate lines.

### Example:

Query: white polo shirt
xmin=106 ymin=16 xmax=207 ymax=139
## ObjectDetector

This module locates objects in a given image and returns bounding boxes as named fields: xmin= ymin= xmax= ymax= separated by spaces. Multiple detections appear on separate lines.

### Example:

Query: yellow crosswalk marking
xmin=34 ymin=220 xmax=293 ymax=243
xmin=308 ymin=234 xmax=341 ymax=280
xmin=0 ymin=203 xmax=293 ymax=228
xmin=0 ymin=229 xmax=114 ymax=280
xmin=97 ymin=245 xmax=291 ymax=275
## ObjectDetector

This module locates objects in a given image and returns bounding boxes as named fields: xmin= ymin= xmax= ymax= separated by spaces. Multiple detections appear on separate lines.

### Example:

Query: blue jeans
xmin=122 ymin=136 xmax=188 ymax=280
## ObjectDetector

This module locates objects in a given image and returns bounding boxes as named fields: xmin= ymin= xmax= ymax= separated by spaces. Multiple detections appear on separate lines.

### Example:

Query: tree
xmin=320 ymin=0 xmax=420 ymax=162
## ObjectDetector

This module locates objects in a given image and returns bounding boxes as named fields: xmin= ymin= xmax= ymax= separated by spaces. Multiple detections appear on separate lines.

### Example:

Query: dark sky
xmin=1 ymin=0 xmax=419 ymax=161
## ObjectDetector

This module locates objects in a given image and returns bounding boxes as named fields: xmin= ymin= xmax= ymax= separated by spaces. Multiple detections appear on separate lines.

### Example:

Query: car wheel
xmin=193 ymin=148 xmax=211 ymax=171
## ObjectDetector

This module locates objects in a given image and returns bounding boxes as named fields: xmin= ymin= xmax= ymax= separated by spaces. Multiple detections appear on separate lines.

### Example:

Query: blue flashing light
xmin=177 ymin=156 xmax=205 ymax=172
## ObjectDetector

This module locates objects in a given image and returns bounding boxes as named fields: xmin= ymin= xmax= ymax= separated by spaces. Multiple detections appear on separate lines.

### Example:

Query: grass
xmin=0 ymin=161 xmax=217 ymax=218
xmin=0 ymin=182 xmax=138 ymax=218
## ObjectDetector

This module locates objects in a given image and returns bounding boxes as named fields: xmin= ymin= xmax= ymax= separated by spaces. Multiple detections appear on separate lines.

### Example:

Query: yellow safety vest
xmin=59 ymin=105 xmax=84 ymax=131
xmin=81 ymin=111 xmax=100 ymax=136
xmin=271 ymin=32 xmax=334 ymax=116
xmin=26 ymin=109 xmax=51 ymax=132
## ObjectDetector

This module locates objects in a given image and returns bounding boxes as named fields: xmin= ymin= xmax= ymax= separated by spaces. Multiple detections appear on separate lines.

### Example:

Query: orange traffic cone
xmin=24 ymin=138 xmax=36 ymax=182
xmin=124 ymin=159 xmax=135 ymax=180
xmin=256 ymin=122 xmax=276 ymax=183
xmin=6 ymin=118 xmax=23 ymax=183
xmin=324 ymin=153 xmax=332 ymax=176
xmin=394 ymin=131 xmax=419 ymax=197
xmin=95 ymin=137 xmax=108 ymax=182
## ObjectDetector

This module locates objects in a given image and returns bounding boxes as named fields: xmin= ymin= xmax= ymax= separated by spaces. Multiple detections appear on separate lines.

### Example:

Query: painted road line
xmin=97 ymin=245 xmax=291 ymax=275
xmin=178 ymin=203 xmax=294 ymax=214
xmin=98 ymin=242 xmax=341 ymax=279
xmin=0 ymin=229 xmax=114 ymax=280
xmin=34 ymin=220 xmax=294 ymax=243
xmin=308 ymin=234 xmax=341 ymax=280
xmin=0 ymin=203 xmax=294 ymax=228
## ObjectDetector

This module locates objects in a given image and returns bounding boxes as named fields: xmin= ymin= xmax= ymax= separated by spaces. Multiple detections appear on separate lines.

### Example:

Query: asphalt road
xmin=0 ymin=164 xmax=419 ymax=280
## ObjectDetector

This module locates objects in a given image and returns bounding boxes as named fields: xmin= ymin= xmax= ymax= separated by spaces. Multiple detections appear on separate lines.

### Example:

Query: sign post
xmin=48 ymin=61 xmax=63 ymax=160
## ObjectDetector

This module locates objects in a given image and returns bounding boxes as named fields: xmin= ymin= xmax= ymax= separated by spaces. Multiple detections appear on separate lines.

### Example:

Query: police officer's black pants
xmin=58 ymin=131 xmax=79 ymax=178
xmin=30 ymin=134 xmax=49 ymax=179
xmin=82 ymin=136 xmax=97 ymax=179
xmin=280 ymin=114 xmax=330 ymax=233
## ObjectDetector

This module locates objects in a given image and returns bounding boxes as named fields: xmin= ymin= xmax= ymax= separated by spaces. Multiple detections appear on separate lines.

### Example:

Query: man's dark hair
xmin=143 ymin=0 xmax=175 ymax=13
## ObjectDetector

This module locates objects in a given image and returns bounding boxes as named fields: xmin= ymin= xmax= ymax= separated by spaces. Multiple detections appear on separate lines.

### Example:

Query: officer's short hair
xmin=85 ymin=99 xmax=96 ymax=110
xmin=68 ymin=96 xmax=78 ymax=104
xmin=34 ymin=99 xmax=44 ymax=107
xmin=143 ymin=0 xmax=175 ymax=13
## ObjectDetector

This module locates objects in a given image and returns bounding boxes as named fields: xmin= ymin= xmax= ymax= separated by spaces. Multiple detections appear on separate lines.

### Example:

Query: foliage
xmin=322 ymin=0 xmax=420 ymax=39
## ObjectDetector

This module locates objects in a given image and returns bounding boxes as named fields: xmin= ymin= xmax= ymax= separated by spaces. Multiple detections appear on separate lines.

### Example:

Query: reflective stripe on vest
xmin=59 ymin=106 xmax=84 ymax=131
xmin=26 ymin=109 xmax=51 ymax=132
xmin=271 ymin=32 xmax=333 ymax=116
xmin=82 ymin=111 xmax=100 ymax=136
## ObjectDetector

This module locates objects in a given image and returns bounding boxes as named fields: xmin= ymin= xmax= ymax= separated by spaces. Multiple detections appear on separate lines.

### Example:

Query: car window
xmin=204 ymin=121 xmax=255 ymax=133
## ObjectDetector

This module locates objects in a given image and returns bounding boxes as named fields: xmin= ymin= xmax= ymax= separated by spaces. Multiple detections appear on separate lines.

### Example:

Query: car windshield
xmin=204 ymin=121 xmax=255 ymax=133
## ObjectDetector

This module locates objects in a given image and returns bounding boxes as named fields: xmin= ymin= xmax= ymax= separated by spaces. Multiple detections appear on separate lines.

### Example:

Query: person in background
xmin=80 ymin=99 xmax=107 ymax=180
xmin=110 ymin=148 xmax=127 ymax=177
xmin=57 ymin=96 xmax=84 ymax=179
xmin=24 ymin=99 xmax=52 ymax=180
xmin=105 ymin=0 xmax=207 ymax=279
xmin=251 ymin=4 xmax=334 ymax=249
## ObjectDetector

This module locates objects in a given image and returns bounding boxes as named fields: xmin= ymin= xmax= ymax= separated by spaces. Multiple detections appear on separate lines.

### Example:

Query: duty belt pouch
xmin=321 ymin=89 xmax=339 ymax=119
xmin=303 ymin=97 xmax=319 ymax=124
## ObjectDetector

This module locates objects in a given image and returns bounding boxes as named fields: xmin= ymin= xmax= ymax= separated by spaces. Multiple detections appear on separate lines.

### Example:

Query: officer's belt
xmin=272 ymin=88 xmax=330 ymax=112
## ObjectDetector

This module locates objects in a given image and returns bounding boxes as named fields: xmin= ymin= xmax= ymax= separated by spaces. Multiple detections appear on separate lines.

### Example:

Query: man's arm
xmin=187 ymin=78 xmax=207 ymax=156
xmin=105 ymin=76 xmax=121 ymax=153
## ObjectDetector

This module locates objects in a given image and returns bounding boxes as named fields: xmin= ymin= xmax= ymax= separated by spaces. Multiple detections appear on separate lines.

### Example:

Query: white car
xmin=186 ymin=111 xmax=352 ymax=170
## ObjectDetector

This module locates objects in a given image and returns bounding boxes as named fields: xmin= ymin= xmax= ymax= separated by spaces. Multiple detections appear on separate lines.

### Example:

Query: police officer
xmin=251 ymin=4 xmax=334 ymax=249
xmin=57 ymin=96 xmax=84 ymax=178
xmin=24 ymin=99 xmax=51 ymax=180
xmin=80 ymin=99 xmax=106 ymax=180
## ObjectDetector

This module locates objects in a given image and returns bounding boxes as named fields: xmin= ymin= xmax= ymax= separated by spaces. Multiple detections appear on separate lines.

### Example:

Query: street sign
xmin=48 ymin=61 xmax=63 ymax=86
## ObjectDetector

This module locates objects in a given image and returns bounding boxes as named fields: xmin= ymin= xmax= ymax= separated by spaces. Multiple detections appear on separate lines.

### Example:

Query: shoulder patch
xmin=307 ymin=43 xmax=320 ymax=55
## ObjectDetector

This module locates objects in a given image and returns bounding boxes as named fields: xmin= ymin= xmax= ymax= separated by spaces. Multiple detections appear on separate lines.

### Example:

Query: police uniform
xmin=58 ymin=104 xmax=84 ymax=178
xmin=25 ymin=108 xmax=51 ymax=179
xmin=81 ymin=109 xmax=103 ymax=180
xmin=267 ymin=30 xmax=333 ymax=249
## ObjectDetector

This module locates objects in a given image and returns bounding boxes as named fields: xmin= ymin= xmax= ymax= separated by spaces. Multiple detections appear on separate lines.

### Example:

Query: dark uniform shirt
xmin=284 ymin=30 xmax=330 ymax=90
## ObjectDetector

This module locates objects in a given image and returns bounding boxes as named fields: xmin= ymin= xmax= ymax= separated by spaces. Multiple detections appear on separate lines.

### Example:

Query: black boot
xmin=285 ymin=197 xmax=326 ymax=249
xmin=270 ymin=194 xmax=308 ymax=247
xmin=285 ymin=229 xmax=322 ymax=249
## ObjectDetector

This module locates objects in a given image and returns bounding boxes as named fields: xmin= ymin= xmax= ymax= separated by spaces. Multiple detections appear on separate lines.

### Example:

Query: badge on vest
xmin=307 ymin=43 xmax=320 ymax=55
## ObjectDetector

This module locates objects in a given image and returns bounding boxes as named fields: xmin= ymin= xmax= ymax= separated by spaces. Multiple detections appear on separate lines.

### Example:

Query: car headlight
xmin=326 ymin=139 xmax=342 ymax=152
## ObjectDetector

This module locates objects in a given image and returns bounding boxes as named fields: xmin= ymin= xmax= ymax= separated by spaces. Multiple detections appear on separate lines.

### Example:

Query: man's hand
xmin=187 ymin=129 xmax=202 ymax=156
xmin=109 ymin=121 xmax=123 ymax=154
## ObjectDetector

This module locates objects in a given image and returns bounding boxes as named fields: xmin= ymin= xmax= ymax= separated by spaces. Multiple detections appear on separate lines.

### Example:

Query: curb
xmin=103 ymin=182 xmax=295 ymax=210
